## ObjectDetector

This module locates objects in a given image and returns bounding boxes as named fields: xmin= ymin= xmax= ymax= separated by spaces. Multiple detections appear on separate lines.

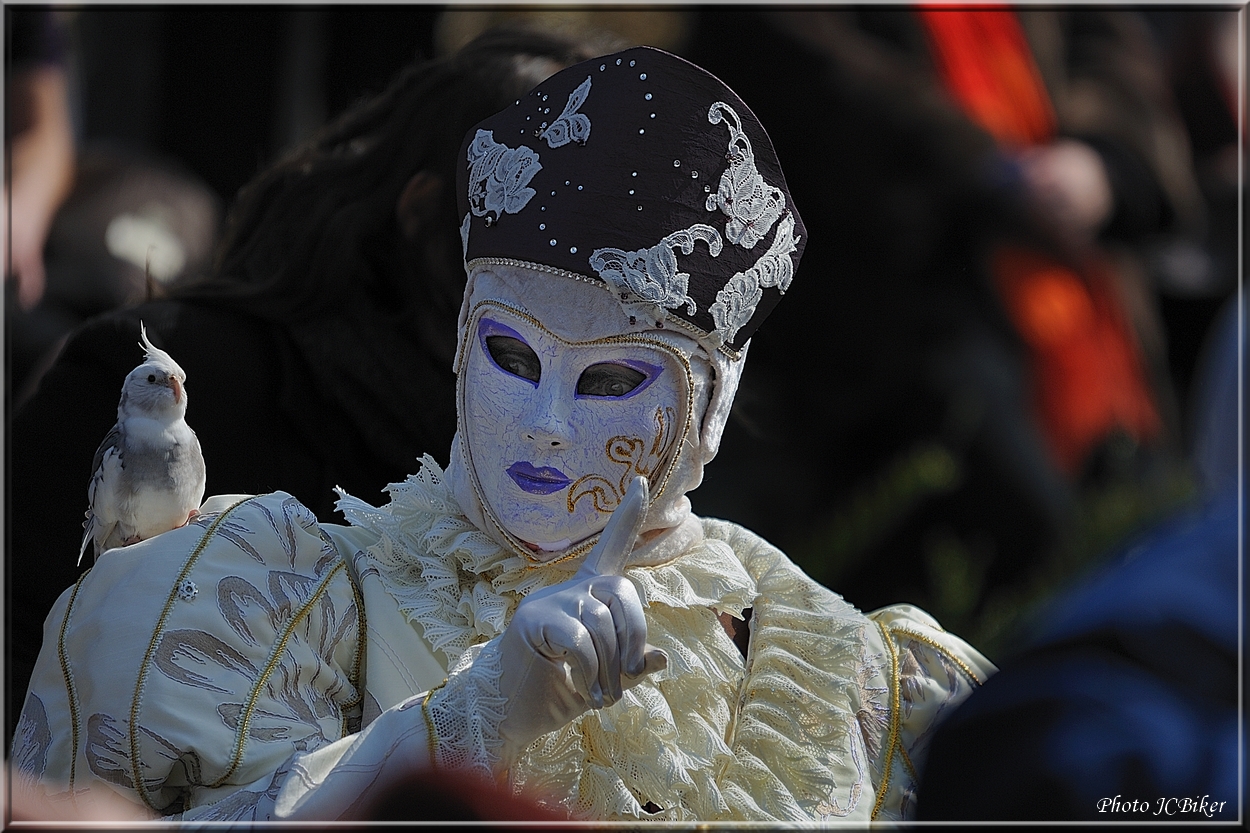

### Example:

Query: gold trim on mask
xmin=466 ymin=257 xmax=743 ymax=361
xmin=568 ymin=406 xmax=677 ymax=514
xmin=456 ymin=299 xmax=696 ymax=567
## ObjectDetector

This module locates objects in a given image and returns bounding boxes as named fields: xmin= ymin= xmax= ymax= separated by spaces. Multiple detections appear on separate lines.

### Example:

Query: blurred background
xmin=5 ymin=4 xmax=1241 ymax=669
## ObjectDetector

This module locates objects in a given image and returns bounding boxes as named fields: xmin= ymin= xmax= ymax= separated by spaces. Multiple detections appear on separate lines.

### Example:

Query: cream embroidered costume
xmin=13 ymin=47 xmax=994 ymax=824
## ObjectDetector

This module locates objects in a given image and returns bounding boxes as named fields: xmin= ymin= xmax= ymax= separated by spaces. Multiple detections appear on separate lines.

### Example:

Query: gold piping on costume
xmin=899 ymin=740 xmax=919 ymax=782
xmin=128 ymin=498 xmax=251 ymax=812
xmin=216 ymin=559 xmax=349 ymax=788
xmin=56 ymin=572 xmax=90 ymax=797
xmin=888 ymin=627 xmax=985 ymax=686
xmin=870 ymin=619 xmax=901 ymax=822
xmin=422 ymin=679 xmax=448 ymax=769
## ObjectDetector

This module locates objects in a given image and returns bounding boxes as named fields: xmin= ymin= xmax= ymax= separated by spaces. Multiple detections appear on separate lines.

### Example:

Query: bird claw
xmin=121 ymin=535 xmax=142 ymax=547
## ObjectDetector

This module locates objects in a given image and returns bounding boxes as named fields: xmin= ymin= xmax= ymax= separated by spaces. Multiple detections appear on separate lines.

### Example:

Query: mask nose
xmin=522 ymin=415 xmax=571 ymax=448
xmin=521 ymin=384 xmax=574 ymax=448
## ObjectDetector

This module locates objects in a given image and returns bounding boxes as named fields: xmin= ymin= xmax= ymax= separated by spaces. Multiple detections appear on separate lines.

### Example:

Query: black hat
xmin=456 ymin=46 xmax=805 ymax=354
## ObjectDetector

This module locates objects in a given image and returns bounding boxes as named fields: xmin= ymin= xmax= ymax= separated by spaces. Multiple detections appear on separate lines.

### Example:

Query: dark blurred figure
xmin=915 ymin=294 xmax=1241 ymax=821
xmin=4 ymin=8 xmax=74 ymax=312
xmin=8 ymin=8 xmax=451 ymax=403
xmin=1142 ymin=9 xmax=1241 ymax=418
xmin=5 ymin=8 xmax=77 ymax=394
xmin=72 ymin=8 xmax=443 ymax=207
xmin=6 ymin=8 xmax=225 ymax=404
xmin=9 ymin=146 xmax=223 ymax=405
xmin=684 ymin=8 xmax=1203 ymax=637
xmin=6 ymin=27 xmax=597 ymax=745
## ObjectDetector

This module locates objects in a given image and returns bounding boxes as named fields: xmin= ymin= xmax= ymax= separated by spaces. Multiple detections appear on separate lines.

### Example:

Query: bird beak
xmin=170 ymin=375 xmax=182 ymax=405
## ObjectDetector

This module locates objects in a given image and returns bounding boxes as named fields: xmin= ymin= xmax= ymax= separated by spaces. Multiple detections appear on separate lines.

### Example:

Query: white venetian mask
xmin=458 ymin=299 xmax=693 ymax=558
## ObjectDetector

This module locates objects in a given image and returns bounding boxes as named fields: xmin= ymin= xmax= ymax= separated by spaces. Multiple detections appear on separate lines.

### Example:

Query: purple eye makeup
xmin=480 ymin=317 xmax=541 ymax=385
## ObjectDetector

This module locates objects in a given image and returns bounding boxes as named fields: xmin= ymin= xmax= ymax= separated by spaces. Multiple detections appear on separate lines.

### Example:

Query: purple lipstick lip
xmin=507 ymin=462 xmax=572 ymax=495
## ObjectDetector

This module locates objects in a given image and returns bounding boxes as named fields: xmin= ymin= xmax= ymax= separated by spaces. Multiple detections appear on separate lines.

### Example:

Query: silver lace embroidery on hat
xmin=747 ymin=211 xmax=799 ymax=294
xmin=709 ymin=212 xmax=801 ymax=344
xmin=460 ymin=212 xmax=471 ymax=266
xmin=589 ymin=224 xmax=723 ymax=324
xmin=466 ymin=130 xmax=542 ymax=221
xmin=705 ymin=102 xmax=785 ymax=250
xmin=540 ymin=76 xmax=592 ymax=148
xmin=708 ymin=273 xmax=763 ymax=347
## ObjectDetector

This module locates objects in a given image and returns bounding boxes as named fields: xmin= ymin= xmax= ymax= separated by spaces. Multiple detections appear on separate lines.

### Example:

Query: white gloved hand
xmin=496 ymin=475 xmax=668 ymax=765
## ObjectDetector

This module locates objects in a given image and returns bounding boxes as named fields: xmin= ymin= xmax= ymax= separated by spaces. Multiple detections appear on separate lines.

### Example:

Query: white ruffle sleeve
xmin=703 ymin=520 xmax=995 ymax=822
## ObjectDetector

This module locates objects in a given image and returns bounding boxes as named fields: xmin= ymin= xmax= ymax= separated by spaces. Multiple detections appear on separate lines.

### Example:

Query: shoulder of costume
xmin=21 ymin=491 xmax=365 ymax=815
xmin=699 ymin=516 xmax=807 ymax=584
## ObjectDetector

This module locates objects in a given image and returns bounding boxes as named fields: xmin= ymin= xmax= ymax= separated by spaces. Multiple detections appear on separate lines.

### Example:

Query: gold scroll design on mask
xmin=567 ymin=406 xmax=676 ymax=514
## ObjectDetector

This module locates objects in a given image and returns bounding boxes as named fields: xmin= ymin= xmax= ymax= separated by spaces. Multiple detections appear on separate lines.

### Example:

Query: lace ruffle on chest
xmin=336 ymin=456 xmax=874 ymax=821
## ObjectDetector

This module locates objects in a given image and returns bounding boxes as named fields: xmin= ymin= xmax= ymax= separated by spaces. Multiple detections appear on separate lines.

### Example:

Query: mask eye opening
xmin=575 ymin=359 xmax=662 ymax=400
xmin=479 ymin=317 xmax=541 ymax=385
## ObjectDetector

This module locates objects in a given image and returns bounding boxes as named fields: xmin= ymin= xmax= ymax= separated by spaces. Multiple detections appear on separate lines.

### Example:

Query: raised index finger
xmin=577 ymin=475 xmax=649 ymax=579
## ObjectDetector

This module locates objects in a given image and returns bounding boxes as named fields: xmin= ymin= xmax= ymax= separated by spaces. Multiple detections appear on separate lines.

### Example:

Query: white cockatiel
xmin=78 ymin=323 xmax=206 ymax=564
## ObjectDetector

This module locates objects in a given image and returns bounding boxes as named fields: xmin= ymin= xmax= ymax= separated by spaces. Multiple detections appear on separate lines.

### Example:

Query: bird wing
xmin=184 ymin=428 xmax=207 ymax=509
xmin=79 ymin=423 xmax=124 ymax=565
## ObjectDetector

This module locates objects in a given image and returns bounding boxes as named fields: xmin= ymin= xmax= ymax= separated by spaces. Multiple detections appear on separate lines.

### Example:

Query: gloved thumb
xmin=623 ymin=643 xmax=667 ymax=688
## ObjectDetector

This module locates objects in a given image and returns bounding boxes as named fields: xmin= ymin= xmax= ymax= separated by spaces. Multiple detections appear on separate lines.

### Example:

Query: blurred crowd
xmin=5 ymin=6 xmax=1241 ymax=823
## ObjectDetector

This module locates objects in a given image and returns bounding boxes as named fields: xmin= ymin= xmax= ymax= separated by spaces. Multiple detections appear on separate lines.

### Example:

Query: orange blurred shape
xmin=1004 ymin=263 xmax=1096 ymax=347
xmin=992 ymin=246 xmax=1161 ymax=475
xmin=916 ymin=5 xmax=1057 ymax=148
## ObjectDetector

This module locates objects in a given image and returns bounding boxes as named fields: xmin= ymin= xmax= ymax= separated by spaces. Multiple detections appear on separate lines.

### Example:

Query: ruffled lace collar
xmin=336 ymin=456 xmax=753 ymax=665
xmin=337 ymin=456 xmax=872 ymax=821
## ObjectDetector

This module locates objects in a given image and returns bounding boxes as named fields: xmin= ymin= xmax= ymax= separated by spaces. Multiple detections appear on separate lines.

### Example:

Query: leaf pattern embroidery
xmin=705 ymin=101 xmax=786 ymax=250
xmin=540 ymin=75 xmax=592 ymax=148
xmin=85 ymin=712 xmax=135 ymax=789
xmin=589 ymin=224 xmax=723 ymax=325
xmin=708 ymin=211 xmax=800 ymax=345
xmin=11 ymin=692 xmax=52 ymax=784
xmin=897 ymin=639 xmax=967 ymax=765
xmin=466 ymin=130 xmax=542 ymax=221
xmin=154 ymin=629 xmax=260 ymax=695
xmin=140 ymin=501 xmax=361 ymax=800
xmin=853 ymin=650 xmax=890 ymax=762
xmin=218 ymin=575 xmax=279 ymax=647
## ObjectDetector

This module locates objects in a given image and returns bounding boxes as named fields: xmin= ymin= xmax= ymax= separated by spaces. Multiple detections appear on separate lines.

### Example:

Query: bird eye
xmin=485 ymin=336 xmax=541 ymax=384
xmin=147 ymin=374 xmax=157 ymax=383
xmin=577 ymin=363 xmax=648 ymax=398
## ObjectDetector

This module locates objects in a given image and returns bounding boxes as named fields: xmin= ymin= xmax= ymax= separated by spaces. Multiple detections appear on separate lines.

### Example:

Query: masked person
xmin=13 ymin=47 xmax=993 ymax=823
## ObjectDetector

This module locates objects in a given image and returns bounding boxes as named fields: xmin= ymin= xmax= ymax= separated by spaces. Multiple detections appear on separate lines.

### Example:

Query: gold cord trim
xmin=422 ymin=679 xmax=448 ymax=770
xmin=870 ymin=619 xmax=901 ymax=822
xmin=888 ymin=627 xmax=985 ymax=686
xmin=56 ymin=572 xmax=90 ymax=798
xmin=899 ymin=740 xmax=919 ymax=782
xmin=129 ymin=498 xmax=251 ymax=812
xmin=213 ymin=559 xmax=349 ymax=789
